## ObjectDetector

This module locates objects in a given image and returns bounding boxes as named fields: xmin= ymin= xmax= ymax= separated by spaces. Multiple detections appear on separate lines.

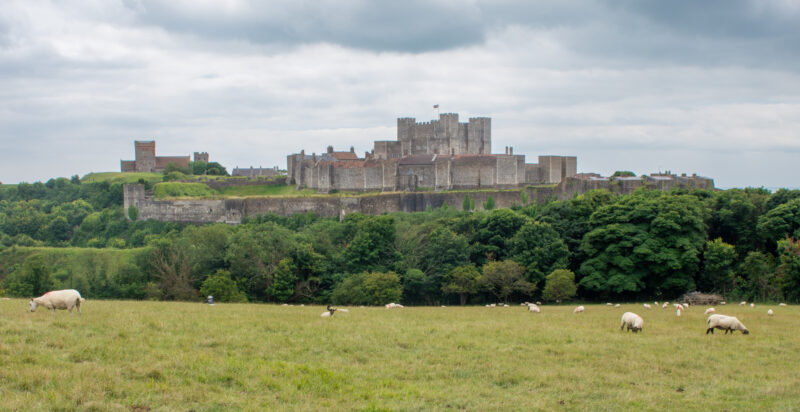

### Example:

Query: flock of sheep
xmin=26 ymin=289 xmax=784 ymax=336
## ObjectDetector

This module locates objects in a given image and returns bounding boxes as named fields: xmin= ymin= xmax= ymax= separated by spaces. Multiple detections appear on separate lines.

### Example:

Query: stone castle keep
xmin=121 ymin=140 xmax=208 ymax=173
xmin=287 ymin=113 xmax=577 ymax=192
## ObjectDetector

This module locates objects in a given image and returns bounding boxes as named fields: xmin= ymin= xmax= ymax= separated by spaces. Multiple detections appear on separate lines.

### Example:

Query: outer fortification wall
xmin=123 ymin=174 xmax=714 ymax=224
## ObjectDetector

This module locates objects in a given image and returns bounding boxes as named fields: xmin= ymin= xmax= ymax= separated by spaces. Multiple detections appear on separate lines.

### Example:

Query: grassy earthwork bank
xmin=1 ymin=301 xmax=798 ymax=411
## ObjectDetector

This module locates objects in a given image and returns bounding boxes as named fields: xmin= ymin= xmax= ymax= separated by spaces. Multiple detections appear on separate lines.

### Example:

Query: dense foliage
xmin=1 ymin=176 xmax=799 ymax=304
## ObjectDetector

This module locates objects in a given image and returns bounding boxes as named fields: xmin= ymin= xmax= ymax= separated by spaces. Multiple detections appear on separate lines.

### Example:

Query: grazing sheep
xmin=682 ymin=304 xmax=689 ymax=310
xmin=528 ymin=303 xmax=540 ymax=313
xmin=614 ymin=304 xmax=621 ymax=308
xmin=740 ymin=301 xmax=747 ymax=306
xmin=385 ymin=303 xmax=404 ymax=309
xmin=704 ymin=308 xmax=716 ymax=315
xmin=620 ymin=312 xmax=644 ymax=332
xmin=750 ymin=303 xmax=755 ymax=308
xmin=662 ymin=302 xmax=669 ymax=309
xmin=573 ymin=305 xmax=585 ymax=313
xmin=767 ymin=309 xmax=774 ymax=316
xmin=643 ymin=303 xmax=651 ymax=309
xmin=720 ymin=301 xmax=727 ymax=305
xmin=706 ymin=314 xmax=749 ymax=335
xmin=536 ymin=301 xmax=542 ymax=306
xmin=654 ymin=301 xmax=659 ymax=305
xmin=606 ymin=302 xmax=613 ymax=306
xmin=779 ymin=303 xmax=787 ymax=307
xmin=29 ymin=290 xmax=82 ymax=314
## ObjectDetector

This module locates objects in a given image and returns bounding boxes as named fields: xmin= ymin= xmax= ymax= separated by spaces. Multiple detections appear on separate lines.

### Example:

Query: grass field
xmin=81 ymin=172 xmax=163 ymax=184
xmin=1 ymin=301 xmax=797 ymax=411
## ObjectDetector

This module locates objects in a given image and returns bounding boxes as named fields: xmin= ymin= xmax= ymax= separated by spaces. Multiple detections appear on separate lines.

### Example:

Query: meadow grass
xmin=1 ymin=301 xmax=798 ymax=411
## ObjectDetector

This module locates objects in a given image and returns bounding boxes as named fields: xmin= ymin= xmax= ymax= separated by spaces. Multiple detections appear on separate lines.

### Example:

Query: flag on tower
xmin=433 ymin=104 xmax=439 ymax=109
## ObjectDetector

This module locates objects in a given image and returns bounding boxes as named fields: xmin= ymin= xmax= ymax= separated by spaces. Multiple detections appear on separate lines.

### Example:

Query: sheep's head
xmin=29 ymin=299 xmax=38 ymax=312
xmin=742 ymin=329 xmax=750 ymax=335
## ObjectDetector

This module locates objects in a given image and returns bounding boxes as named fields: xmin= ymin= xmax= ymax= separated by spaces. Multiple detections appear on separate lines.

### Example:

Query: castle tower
xmin=135 ymin=141 xmax=156 ymax=172
xmin=468 ymin=117 xmax=491 ymax=154
xmin=194 ymin=152 xmax=209 ymax=163
xmin=397 ymin=118 xmax=415 ymax=156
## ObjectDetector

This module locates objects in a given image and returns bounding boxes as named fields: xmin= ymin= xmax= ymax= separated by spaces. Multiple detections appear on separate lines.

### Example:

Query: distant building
xmin=287 ymin=113 xmax=577 ymax=192
xmin=121 ymin=141 xmax=198 ymax=173
xmin=232 ymin=166 xmax=281 ymax=178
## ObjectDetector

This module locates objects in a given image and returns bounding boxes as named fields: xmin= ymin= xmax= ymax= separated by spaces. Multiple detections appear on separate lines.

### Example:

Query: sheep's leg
xmin=706 ymin=328 xmax=713 ymax=334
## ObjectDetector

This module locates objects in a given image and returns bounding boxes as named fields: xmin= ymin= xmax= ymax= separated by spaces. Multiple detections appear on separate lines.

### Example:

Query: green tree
xmin=441 ymin=265 xmax=481 ymax=305
xmin=542 ymin=269 xmax=578 ymax=303
xmin=508 ymin=221 xmax=569 ymax=285
xmin=757 ymin=198 xmax=800 ymax=250
xmin=200 ymin=270 xmax=247 ymax=302
xmin=402 ymin=268 xmax=437 ymax=305
xmin=777 ymin=237 xmax=800 ymax=302
xmin=738 ymin=251 xmax=777 ymax=302
xmin=128 ymin=206 xmax=139 ymax=221
xmin=470 ymin=209 xmax=528 ymax=264
xmin=344 ymin=215 xmax=399 ymax=273
xmin=4 ymin=254 xmax=54 ymax=297
xmin=269 ymin=258 xmax=298 ymax=302
xmin=481 ymin=260 xmax=536 ymax=303
xmin=578 ymin=190 xmax=704 ymax=299
xmin=484 ymin=196 xmax=495 ymax=211
xmin=463 ymin=194 xmax=472 ymax=211
xmin=699 ymin=238 xmax=737 ymax=296
xmin=362 ymin=271 xmax=403 ymax=305
xmin=145 ymin=238 xmax=196 ymax=301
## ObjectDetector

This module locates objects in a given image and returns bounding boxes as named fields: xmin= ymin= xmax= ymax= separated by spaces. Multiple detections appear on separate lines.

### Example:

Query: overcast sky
xmin=1 ymin=0 xmax=798 ymax=188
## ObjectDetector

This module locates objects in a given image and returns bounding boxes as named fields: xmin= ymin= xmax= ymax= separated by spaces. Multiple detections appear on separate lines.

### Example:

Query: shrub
xmin=200 ymin=270 xmax=247 ymax=303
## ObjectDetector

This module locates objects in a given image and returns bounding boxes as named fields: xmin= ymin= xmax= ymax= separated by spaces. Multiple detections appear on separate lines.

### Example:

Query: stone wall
xmin=123 ymin=174 xmax=714 ymax=224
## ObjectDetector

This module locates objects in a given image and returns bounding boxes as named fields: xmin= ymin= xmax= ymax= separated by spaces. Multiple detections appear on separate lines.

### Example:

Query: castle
xmin=121 ymin=140 xmax=208 ymax=173
xmin=287 ymin=113 xmax=577 ymax=192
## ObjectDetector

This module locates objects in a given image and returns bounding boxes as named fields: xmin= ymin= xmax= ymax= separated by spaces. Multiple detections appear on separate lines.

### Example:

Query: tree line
xmin=1 ymin=176 xmax=799 ymax=304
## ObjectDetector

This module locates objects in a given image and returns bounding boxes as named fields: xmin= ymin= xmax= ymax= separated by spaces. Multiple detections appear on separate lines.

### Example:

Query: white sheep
xmin=528 ymin=303 xmax=540 ymax=313
xmin=750 ymin=303 xmax=755 ymax=308
xmin=614 ymin=304 xmax=621 ymax=308
xmin=720 ymin=301 xmax=726 ymax=305
xmin=654 ymin=301 xmax=659 ymax=305
xmin=606 ymin=302 xmax=613 ymax=306
xmin=767 ymin=309 xmax=773 ymax=316
xmin=662 ymin=302 xmax=669 ymax=309
xmin=620 ymin=312 xmax=644 ymax=332
xmin=682 ymin=303 xmax=689 ymax=310
xmin=706 ymin=314 xmax=749 ymax=335
xmin=643 ymin=303 xmax=652 ymax=309
xmin=573 ymin=305 xmax=584 ymax=313
xmin=779 ymin=303 xmax=787 ymax=307
xmin=385 ymin=303 xmax=404 ymax=309
xmin=740 ymin=301 xmax=747 ymax=306
xmin=704 ymin=308 xmax=716 ymax=315
xmin=29 ymin=289 xmax=83 ymax=314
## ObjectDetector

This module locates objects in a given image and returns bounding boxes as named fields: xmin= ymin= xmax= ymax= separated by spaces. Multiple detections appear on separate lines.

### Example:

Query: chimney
xmin=505 ymin=146 xmax=508 ymax=155
xmin=312 ymin=153 xmax=316 ymax=162
xmin=509 ymin=147 xmax=513 ymax=155
xmin=327 ymin=146 xmax=334 ymax=154
xmin=300 ymin=149 xmax=305 ymax=156
xmin=350 ymin=146 xmax=355 ymax=153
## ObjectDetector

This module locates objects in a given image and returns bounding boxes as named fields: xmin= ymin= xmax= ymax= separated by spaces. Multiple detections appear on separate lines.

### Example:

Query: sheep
xmin=385 ymin=303 xmax=404 ymax=309
xmin=740 ymin=301 xmax=747 ymax=306
xmin=614 ymin=304 xmax=621 ymax=308
xmin=606 ymin=302 xmax=613 ymax=306
xmin=779 ymin=303 xmax=787 ymax=307
xmin=643 ymin=303 xmax=652 ymax=309
xmin=767 ymin=309 xmax=774 ymax=316
xmin=720 ymin=301 xmax=726 ymax=305
xmin=321 ymin=305 xmax=337 ymax=317
xmin=536 ymin=301 xmax=542 ymax=306
xmin=528 ymin=303 xmax=540 ymax=313
xmin=620 ymin=312 xmax=643 ymax=332
xmin=654 ymin=301 xmax=659 ymax=305
xmin=706 ymin=314 xmax=749 ymax=335
xmin=29 ymin=289 xmax=83 ymax=315
xmin=682 ymin=303 xmax=689 ymax=310
xmin=573 ymin=305 xmax=585 ymax=313
xmin=662 ymin=302 xmax=669 ymax=309
xmin=750 ymin=303 xmax=755 ymax=308
xmin=704 ymin=308 xmax=716 ymax=315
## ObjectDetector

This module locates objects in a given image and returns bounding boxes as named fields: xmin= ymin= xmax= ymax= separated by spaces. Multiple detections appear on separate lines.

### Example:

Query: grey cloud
xmin=128 ymin=0 xmax=485 ymax=53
